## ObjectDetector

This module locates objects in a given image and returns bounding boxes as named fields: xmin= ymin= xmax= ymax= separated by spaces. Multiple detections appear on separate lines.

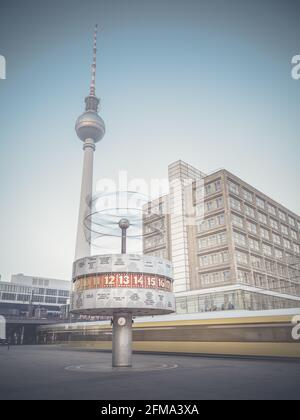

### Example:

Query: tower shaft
xmin=75 ymin=139 xmax=95 ymax=260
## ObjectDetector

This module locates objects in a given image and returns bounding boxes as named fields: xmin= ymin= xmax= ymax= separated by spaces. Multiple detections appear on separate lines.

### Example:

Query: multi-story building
xmin=0 ymin=273 xmax=70 ymax=318
xmin=143 ymin=160 xmax=300 ymax=313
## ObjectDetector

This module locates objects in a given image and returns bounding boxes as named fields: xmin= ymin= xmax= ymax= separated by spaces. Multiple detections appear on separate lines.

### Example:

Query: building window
xmin=145 ymin=235 xmax=165 ymax=249
xmin=274 ymin=248 xmax=283 ymax=259
xmin=232 ymin=213 xmax=244 ymax=228
xmin=57 ymin=298 xmax=67 ymax=304
xmin=58 ymin=290 xmax=70 ymax=297
xmin=247 ymin=221 xmax=257 ymax=234
xmin=199 ymin=251 xmax=229 ymax=267
xmin=216 ymin=197 xmax=223 ymax=208
xmin=267 ymin=203 xmax=276 ymax=216
xmin=268 ymin=277 xmax=278 ymax=292
xmin=205 ymin=179 xmax=221 ymax=196
xmin=294 ymin=243 xmax=300 ymax=254
xmin=205 ymin=197 xmax=223 ymax=212
xmin=278 ymin=210 xmax=286 ymax=222
xmin=253 ymin=272 xmax=267 ymax=288
xmin=283 ymin=238 xmax=291 ymax=249
xmin=228 ymin=180 xmax=239 ymax=195
xmin=250 ymin=255 xmax=263 ymax=269
xmin=46 ymin=289 xmax=58 ymax=296
xmin=236 ymin=250 xmax=249 ymax=265
xmin=260 ymin=227 xmax=270 ymax=241
xmin=288 ymin=216 xmax=295 ymax=227
xmin=265 ymin=260 xmax=277 ymax=274
xmin=233 ymin=231 xmax=247 ymax=247
xmin=230 ymin=197 xmax=242 ymax=211
xmin=245 ymin=205 xmax=255 ymax=219
xmin=258 ymin=211 xmax=267 ymax=225
xmin=272 ymin=233 xmax=281 ymax=245
xmin=249 ymin=238 xmax=260 ymax=251
xmin=17 ymin=294 xmax=30 ymax=302
xmin=291 ymin=230 xmax=298 ymax=241
xmin=277 ymin=264 xmax=287 ymax=277
xmin=281 ymin=224 xmax=289 ymax=235
xmin=199 ymin=255 xmax=209 ymax=267
xmin=145 ymin=219 xmax=165 ymax=234
xmin=270 ymin=218 xmax=279 ymax=230
xmin=262 ymin=243 xmax=272 ymax=257
xmin=32 ymin=295 xmax=44 ymax=303
xmin=223 ymin=270 xmax=231 ymax=281
xmin=45 ymin=296 xmax=57 ymax=304
xmin=242 ymin=189 xmax=253 ymax=203
xmin=256 ymin=196 xmax=265 ymax=209
xmin=1 ymin=293 xmax=16 ymax=301
xmin=237 ymin=270 xmax=252 ymax=284
xmin=199 ymin=270 xmax=231 ymax=286
xmin=197 ymin=213 xmax=225 ymax=232
xmin=198 ymin=232 xmax=227 ymax=249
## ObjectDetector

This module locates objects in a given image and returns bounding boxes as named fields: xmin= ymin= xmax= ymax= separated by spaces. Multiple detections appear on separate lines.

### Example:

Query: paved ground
xmin=0 ymin=345 xmax=300 ymax=400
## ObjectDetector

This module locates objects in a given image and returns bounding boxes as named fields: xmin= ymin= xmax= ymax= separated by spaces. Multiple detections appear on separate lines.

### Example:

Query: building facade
xmin=0 ymin=274 xmax=70 ymax=319
xmin=143 ymin=160 xmax=300 ymax=313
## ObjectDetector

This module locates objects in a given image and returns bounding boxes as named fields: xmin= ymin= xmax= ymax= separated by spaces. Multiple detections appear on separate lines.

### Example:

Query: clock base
xmin=112 ymin=312 xmax=133 ymax=367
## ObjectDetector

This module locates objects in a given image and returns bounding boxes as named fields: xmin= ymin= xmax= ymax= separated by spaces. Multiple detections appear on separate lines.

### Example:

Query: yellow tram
xmin=38 ymin=309 xmax=300 ymax=358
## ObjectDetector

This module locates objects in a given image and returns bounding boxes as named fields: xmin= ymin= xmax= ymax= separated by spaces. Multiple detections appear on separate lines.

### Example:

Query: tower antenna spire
xmin=90 ymin=23 xmax=98 ymax=96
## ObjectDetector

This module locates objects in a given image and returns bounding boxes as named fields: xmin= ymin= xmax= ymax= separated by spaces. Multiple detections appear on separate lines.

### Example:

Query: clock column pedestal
xmin=112 ymin=312 xmax=132 ymax=367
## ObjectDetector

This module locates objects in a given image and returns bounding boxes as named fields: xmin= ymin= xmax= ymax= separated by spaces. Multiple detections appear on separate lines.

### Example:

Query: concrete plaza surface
xmin=0 ymin=345 xmax=300 ymax=400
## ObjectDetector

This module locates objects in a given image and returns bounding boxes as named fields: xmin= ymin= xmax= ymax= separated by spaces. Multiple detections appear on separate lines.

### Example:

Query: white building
xmin=0 ymin=274 xmax=70 ymax=318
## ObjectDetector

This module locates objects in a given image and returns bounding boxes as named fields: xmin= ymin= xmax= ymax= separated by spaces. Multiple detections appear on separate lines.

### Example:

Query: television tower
xmin=74 ymin=24 xmax=105 ymax=260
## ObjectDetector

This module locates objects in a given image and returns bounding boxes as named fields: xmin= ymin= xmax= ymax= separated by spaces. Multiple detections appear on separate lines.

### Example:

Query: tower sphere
xmin=119 ymin=218 xmax=130 ymax=230
xmin=75 ymin=110 xmax=105 ymax=143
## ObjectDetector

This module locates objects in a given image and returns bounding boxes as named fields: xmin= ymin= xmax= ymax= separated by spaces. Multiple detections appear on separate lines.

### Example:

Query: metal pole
xmin=121 ymin=228 xmax=126 ymax=254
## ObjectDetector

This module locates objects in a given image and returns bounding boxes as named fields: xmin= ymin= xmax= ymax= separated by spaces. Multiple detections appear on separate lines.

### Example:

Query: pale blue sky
xmin=0 ymin=0 xmax=299 ymax=281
